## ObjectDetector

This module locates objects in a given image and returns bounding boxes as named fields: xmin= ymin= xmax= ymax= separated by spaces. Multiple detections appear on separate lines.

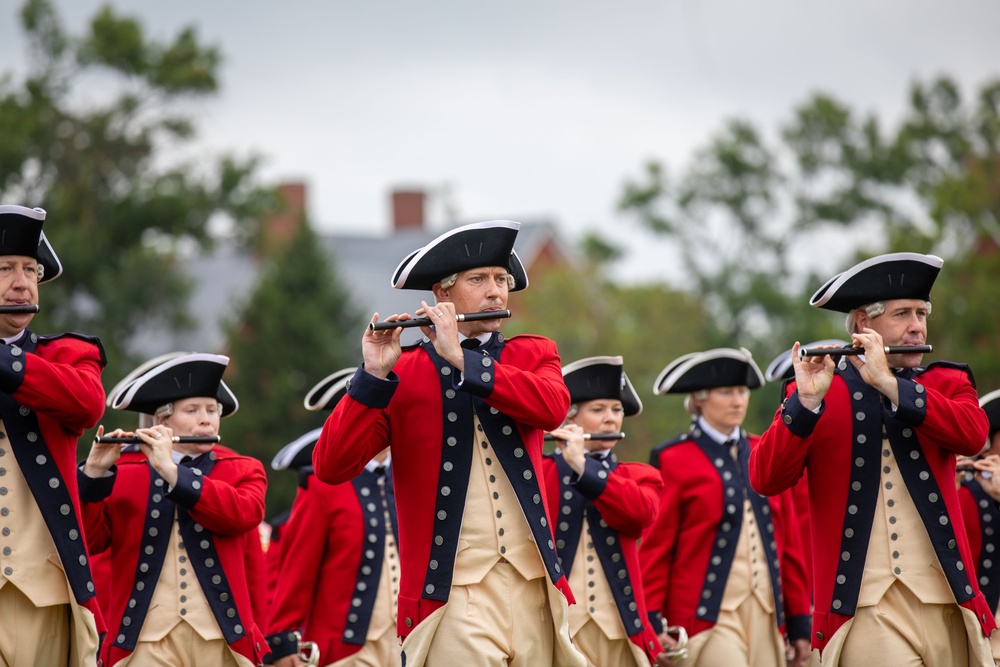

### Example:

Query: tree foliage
xmin=221 ymin=222 xmax=365 ymax=514
xmin=0 ymin=0 xmax=275 ymax=387
xmin=619 ymin=76 xmax=1000 ymax=402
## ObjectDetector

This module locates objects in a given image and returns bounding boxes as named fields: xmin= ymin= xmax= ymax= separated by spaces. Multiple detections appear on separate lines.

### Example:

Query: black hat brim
xmin=271 ymin=427 xmax=323 ymax=471
xmin=654 ymin=348 xmax=765 ymax=394
xmin=810 ymin=252 xmax=942 ymax=313
xmin=562 ymin=355 xmax=642 ymax=417
xmin=391 ymin=220 xmax=528 ymax=291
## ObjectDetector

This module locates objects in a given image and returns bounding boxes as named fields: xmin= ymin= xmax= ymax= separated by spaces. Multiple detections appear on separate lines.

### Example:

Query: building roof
xmin=129 ymin=220 xmax=570 ymax=355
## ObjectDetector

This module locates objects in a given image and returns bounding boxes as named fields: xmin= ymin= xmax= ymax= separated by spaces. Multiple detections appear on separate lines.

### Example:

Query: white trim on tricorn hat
xmin=390 ymin=220 xmax=528 ymax=291
xmin=112 ymin=352 xmax=238 ymax=417
xmin=303 ymin=367 xmax=356 ymax=411
xmin=271 ymin=427 xmax=323 ymax=471
xmin=0 ymin=205 xmax=63 ymax=283
xmin=562 ymin=355 xmax=643 ymax=417
xmin=981 ymin=389 xmax=1000 ymax=437
xmin=107 ymin=351 xmax=190 ymax=408
xmin=653 ymin=347 xmax=765 ymax=395
xmin=764 ymin=340 xmax=848 ymax=382
xmin=809 ymin=252 xmax=943 ymax=313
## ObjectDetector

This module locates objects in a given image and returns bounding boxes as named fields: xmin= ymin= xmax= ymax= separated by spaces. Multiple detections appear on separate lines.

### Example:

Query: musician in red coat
xmin=313 ymin=221 xmax=586 ymax=667
xmin=639 ymin=348 xmax=812 ymax=667
xmin=542 ymin=355 xmax=663 ymax=665
xmin=958 ymin=388 xmax=1000 ymax=661
xmin=749 ymin=252 xmax=996 ymax=666
xmin=0 ymin=205 xmax=106 ymax=666
xmin=79 ymin=353 xmax=268 ymax=667
xmin=266 ymin=367 xmax=401 ymax=667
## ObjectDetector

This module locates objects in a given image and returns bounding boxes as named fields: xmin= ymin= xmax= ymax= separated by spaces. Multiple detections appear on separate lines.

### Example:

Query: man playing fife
xmin=313 ymin=220 xmax=586 ymax=667
xmin=0 ymin=205 xmax=106 ymax=666
xmin=749 ymin=252 xmax=996 ymax=665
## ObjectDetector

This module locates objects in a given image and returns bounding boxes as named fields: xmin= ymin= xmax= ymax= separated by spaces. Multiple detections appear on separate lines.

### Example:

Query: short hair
xmin=846 ymin=300 xmax=932 ymax=334
xmin=437 ymin=270 xmax=516 ymax=295
xmin=564 ymin=403 xmax=580 ymax=422
xmin=683 ymin=390 xmax=710 ymax=417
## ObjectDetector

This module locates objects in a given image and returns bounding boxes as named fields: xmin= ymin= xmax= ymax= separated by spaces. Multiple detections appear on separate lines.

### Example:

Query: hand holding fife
xmin=974 ymin=455 xmax=1000 ymax=502
xmin=136 ymin=425 xmax=179 ymax=486
xmin=791 ymin=341 xmax=836 ymax=411
xmin=546 ymin=423 xmax=587 ymax=476
xmin=847 ymin=327 xmax=898 ymax=400
xmin=362 ymin=312 xmax=406 ymax=379
xmin=83 ymin=425 xmax=125 ymax=478
xmin=419 ymin=300 xmax=464 ymax=370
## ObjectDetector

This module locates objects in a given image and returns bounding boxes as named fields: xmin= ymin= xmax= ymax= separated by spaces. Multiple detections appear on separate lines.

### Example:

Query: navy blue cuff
xmin=0 ymin=343 xmax=27 ymax=394
xmin=264 ymin=631 xmax=299 ymax=662
xmin=166 ymin=465 xmax=204 ymax=508
xmin=460 ymin=350 xmax=496 ymax=398
xmin=78 ymin=465 xmax=116 ymax=503
xmin=785 ymin=614 xmax=811 ymax=641
xmin=892 ymin=377 xmax=928 ymax=426
xmin=571 ymin=457 xmax=611 ymax=500
xmin=780 ymin=391 xmax=823 ymax=438
xmin=346 ymin=365 xmax=398 ymax=409
xmin=648 ymin=610 xmax=666 ymax=635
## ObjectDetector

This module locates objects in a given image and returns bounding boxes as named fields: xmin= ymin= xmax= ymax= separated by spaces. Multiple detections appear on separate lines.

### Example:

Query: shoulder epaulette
xmin=915 ymin=360 xmax=976 ymax=387
xmin=37 ymin=332 xmax=107 ymax=366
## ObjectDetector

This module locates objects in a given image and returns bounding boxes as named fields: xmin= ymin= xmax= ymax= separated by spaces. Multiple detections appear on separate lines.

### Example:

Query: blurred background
xmin=2 ymin=0 xmax=998 ymax=515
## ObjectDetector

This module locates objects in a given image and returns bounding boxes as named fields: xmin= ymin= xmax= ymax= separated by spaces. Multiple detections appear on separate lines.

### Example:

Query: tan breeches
xmin=114 ymin=621 xmax=255 ymax=667
xmin=328 ymin=626 xmax=402 ymax=667
xmin=0 ymin=584 xmax=70 ymax=667
xmin=571 ymin=617 xmax=646 ymax=667
xmin=423 ymin=561 xmax=555 ymax=667
xmin=839 ymin=581 xmax=970 ymax=667
xmin=686 ymin=595 xmax=784 ymax=667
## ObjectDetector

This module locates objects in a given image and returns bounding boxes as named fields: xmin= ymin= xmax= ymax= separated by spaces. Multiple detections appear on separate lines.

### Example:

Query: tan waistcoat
xmin=452 ymin=413 xmax=545 ymax=586
xmin=139 ymin=510 xmax=222 ymax=642
xmin=567 ymin=513 xmax=625 ymax=639
xmin=364 ymin=474 xmax=399 ymax=640
xmin=0 ymin=426 xmax=71 ymax=607
xmin=858 ymin=438 xmax=955 ymax=606
xmin=721 ymin=497 xmax=775 ymax=613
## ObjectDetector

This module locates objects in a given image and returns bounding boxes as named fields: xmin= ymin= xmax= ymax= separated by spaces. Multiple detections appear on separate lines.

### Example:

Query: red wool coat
xmin=80 ymin=445 xmax=268 ymax=666
xmin=541 ymin=454 xmax=664 ymax=661
xmin=313 ymin=333 xmax=572 ymax=638
xmin=4 ymin=331 xmax=107 ymax=645
xmin=749 ymin=361 xmax=995 ymax=650
xmin=266 ymin=468 xmax=398 ymax=663
xmin=639 ymin=430 xmax=812 ymax=642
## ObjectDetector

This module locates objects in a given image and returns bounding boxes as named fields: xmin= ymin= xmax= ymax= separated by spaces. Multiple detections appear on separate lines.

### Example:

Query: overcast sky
xmin=2 ymin=0 xmax=999 ymax=283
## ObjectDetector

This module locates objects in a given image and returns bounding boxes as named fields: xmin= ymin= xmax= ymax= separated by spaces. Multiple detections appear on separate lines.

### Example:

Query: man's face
xmin=435 ymin=266 xmax=509 ymax=336
xmin=0 ymin=255 xmax=39 ymax=338
xmin=695 ymin=386 xmax=750 ymax=434
xmin=857 ymin=298 xmax=929 ymax=369
xmin=568 ymin=399 xmax=625 ymax=452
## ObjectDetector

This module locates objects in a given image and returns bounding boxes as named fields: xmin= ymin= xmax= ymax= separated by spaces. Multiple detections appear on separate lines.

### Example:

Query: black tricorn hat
xmin=562 ymin=355 xmax=643 ymax=417
xmin=112 ymin=353 xmax=238 ymax=417
xmin=303 ymin=367 xmax=356 ymax=411
xmin=0 ymin=205 xmax=63 ymax=283
xmin=982 ymin=389 xmax=1000 ymax=439
xmin=391 ymin=220 xmax=528 ymax=291
xmin=653 ymin=348 xmax=764 ymax=395
xmin=764 ymin=340 xmax=848 ymax=382
xmin=271 ymin=427 xmax=323 ymax=471
xmin=809 ymin=252 xmax=943 ymax=313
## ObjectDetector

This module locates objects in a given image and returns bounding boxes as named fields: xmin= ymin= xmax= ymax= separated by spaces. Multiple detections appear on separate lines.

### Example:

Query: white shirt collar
xmin=365 ymin=451 xmax=392 ymax=472
xmin=458 ymin=333 xmax=491 ymax=346
xmin=697 ymin=416 xmax=740 ymax=446
xmin=1 ymin=331 xmax=25 ymax=345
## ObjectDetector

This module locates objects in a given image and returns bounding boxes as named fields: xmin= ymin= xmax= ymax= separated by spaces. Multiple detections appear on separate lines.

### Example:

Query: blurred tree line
xmin=2 ymin=0 xmax=997 ymax=512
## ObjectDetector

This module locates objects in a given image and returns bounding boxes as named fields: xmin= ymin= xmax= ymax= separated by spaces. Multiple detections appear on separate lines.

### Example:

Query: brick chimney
xmin=391 ymin=189 xmax=425 ymax=232
xmin=260 ymin=182 xmax=306 ymax=253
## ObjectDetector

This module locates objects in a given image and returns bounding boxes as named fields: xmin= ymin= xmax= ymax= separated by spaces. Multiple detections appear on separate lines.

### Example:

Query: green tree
xmin=619 ymin=75 xmax=1000 ymax=396
xmin=221 ymin=222 xmax=364 ymax=514
xmin=0 ymin=0 xmax=274 ymax=392
xmin=508 ymin=243 xmax=717 ymax=463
